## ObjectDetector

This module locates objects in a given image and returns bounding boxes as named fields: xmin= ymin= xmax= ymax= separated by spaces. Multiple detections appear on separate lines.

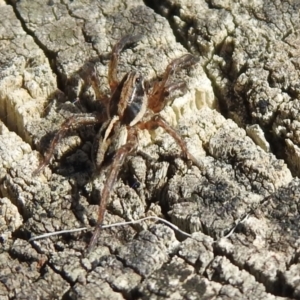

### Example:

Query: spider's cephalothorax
xmin=34 ymin=35 xmax=201 ymax=251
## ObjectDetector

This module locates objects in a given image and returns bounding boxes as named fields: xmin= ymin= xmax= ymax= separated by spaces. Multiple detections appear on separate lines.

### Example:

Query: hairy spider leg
xmin=90 ymin=68 xmax=108 ymax=102
xmin=140 ymin=115 xmax=203 ymax=170
xmin=93 ymin=115 xmax=120 ymax=170
xmin=148 ymin=54 xmax=199 ymax=113
xmin=33 ymin=113 xmax=105 ymax=175
xmin=87 ymin=127 xmax=138 ymax=252
xmin=163 ymin=81 xmax=187 ymax=95
xmin=108 ymin=34 xmax=143 ymax=92
xmin=87 ymin=35 xmax=143 ymax=108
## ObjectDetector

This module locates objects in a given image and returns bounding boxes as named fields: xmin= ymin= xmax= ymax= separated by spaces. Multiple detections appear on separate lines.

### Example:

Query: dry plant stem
xmin=29 ymin=216 xmax=195 ymax=242
xmin=29 ymin=214 xmax=250 ymax=245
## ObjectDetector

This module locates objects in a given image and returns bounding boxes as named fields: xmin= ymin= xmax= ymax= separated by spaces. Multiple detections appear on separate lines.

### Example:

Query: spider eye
xmin=135 ymin=77 xmax=141 ymax=84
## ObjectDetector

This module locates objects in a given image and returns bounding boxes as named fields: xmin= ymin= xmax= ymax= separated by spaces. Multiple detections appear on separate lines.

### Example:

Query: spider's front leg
xmin=87 ymin=127 xmax=138 ymax=252
xmin=108 ymin=34 xmax=143 ymax=92
xmin=34 ymin=113 xmax=105 ymax=175
xmin=148 ymin=54 xmax=199 ymax=113
xmin=89 ymin=34 xmax=143 ymax=111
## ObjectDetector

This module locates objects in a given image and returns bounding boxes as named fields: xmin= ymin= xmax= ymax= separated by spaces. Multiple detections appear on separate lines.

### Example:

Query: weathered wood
xmin=0 ymin=0 xmax=299 ymax=299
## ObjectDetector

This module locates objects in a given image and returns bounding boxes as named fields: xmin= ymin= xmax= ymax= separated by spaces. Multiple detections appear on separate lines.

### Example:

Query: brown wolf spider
xmin=34 ymin=35 xmax=201 ymax=251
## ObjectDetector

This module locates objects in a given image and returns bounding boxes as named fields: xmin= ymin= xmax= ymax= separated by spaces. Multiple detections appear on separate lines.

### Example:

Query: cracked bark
xmin=0 ymin=0 xmax=300 ymax=299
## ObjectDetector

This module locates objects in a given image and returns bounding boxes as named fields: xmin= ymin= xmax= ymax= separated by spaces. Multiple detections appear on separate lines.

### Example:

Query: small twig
xmin=28 ymin=227 xmax=88 ymax=242
xmin=212 ymin=212 xmax=251 ymax=243
xmin=28 ymin=213 xmax=251 ymax=244
xmin=28 ymin=216 xmax=193 ymax=242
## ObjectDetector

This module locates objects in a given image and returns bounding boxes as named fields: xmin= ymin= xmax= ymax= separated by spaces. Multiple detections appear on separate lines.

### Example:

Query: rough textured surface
xmin=1 ymin=0 xmax=300 ymax=299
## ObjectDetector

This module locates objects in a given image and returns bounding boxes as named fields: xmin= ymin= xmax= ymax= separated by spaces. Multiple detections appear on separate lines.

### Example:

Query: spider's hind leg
xmin=87 ymin=126 xmax=138 ymax=252
xmin=140 ymin=114 xmax=202 ymax=170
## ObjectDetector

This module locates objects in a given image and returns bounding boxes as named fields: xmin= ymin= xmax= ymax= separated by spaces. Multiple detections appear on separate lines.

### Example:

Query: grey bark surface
xmin=0 ymin=0 xmax=299 ymax=299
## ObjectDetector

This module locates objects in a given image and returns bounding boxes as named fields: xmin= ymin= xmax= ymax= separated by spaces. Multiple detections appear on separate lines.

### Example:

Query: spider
xmin=34 ymin=35 xmax=201 ymax=251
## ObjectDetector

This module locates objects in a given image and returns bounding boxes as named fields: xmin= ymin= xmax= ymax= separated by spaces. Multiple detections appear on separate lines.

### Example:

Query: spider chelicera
xmin=34 ymin=35 xmax=201 ymax=251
